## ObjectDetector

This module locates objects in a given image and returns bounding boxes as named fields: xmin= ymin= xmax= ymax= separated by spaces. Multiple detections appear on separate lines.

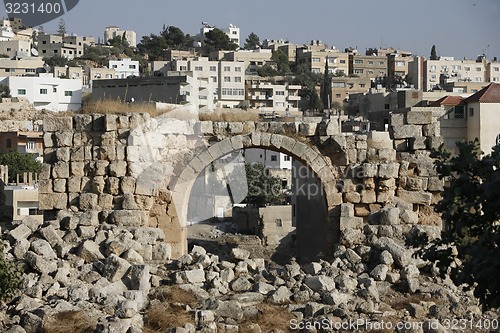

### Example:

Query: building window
xmin=368 ymin=61 xmax=374 ymax=65
xmin=494 ymin=67 xmax=499 ymax=72
xmin=53 ymin=87 xmax=57 ymax=93
xmin=27 ymin=140 xmax=35 ymax=150
xmin=271 ymin=155 xmax=277 ymax=161
xmin=275 ymin=219 xmax=283 ymax=227
xmin=17 ymin=89 xmax=26 ymax=95
xmin=469 ymin=107 xmax=474 ymax=117
xmin=129 ymin=65 xmax=136 ymax=69
xmin=312 ymin=58 xmax=321 ymax=63
xmin=340 ymin=60 xmax=346 ymax=64
xmin=194 ymin=66 xmax=203 ymax=71
xmin=354 ymin=59 xmax=363 ymax=64
xmin=211 ymin=76 xmax=217 ymax=83
xmin=360 ymin=84 xmax=366 ymax=88
xmin=224 ymin=66 xmax=231 ymax=72
xmin=65 ymin=91 xmax=73 ymax=96
xmin=336 ymin=94 xmax=341 ymax=98
xmin=179 ymin=66 xmax=187 ymax=71
xmin=276 ymin=91 xmax=285 ymax=96
xmin=6 ymin=139 xmax=11 ymax=148
xmin=40 ymin=89 xmax=47 ymax=94
xmin=210 ymin=66 xmax=217 ymax=72
xmin=379 ymin=61 xmax=385 ymax=65
xmin=465 ymin=67 xmax=471 ymax=71
xmin=476 ymin=67 xmax=482 ymax=71
xmin=224 ymin=76 xmax=231 ymax=82
xmin=235 ymin=67 xmax=241 ymax=72
xmin=396 ymin=61 xmax=405 ymax=66
xmin=284 ymin=155 xmax=291 ymax=161
xmin=354 ymin=69 xmax=364 ymax=74
xmin=234 ymin=76 xmax=241 ymax=83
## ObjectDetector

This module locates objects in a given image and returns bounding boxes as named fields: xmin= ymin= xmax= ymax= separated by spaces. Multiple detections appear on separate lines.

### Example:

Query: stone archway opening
xmin=172 ymin=132 xmax=341 ymax=263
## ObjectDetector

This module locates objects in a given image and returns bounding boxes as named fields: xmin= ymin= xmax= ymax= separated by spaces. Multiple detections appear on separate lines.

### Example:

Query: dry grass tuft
xmin=143 ymin=286 xmax=198 ymax=332
xmin=81 ymin=99 xmax=173 ymax=118
xmin=42 ymin=310 xmax=96 ymax=333
xmin=240 ymin=303 xmax=294 ymax=332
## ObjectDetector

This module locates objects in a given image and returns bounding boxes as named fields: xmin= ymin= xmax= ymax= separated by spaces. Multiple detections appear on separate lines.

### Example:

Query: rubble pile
xmin=1 ymin=213 xmax=498 ymax=333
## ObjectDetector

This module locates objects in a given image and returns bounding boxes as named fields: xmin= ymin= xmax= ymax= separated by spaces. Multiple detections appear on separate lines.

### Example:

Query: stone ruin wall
xmin=38 ymin=108 xmax=445 ymax=262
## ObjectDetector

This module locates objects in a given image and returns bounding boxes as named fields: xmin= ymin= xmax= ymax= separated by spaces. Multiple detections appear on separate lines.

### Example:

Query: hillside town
xmin=0 ymin=14 xmax=499 ymax=333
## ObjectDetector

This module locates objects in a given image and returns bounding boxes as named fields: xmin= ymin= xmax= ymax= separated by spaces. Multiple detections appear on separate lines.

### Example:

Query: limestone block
xmin=378 ymin=163 xmax=399 ymax=179
xmin=53 ymin=179 xmax=66 ymax=193
xmin=345 ymin=191 xmax=361 ymax=203
xmin=390 ymin=113 xmax=404 ymax=127
xmin=104 ymin=114 xmax=118 ymax=131
xmin=44 ymin=116 xmax=72 ymax=132
xmin=400 ymin=209 xmax=418 ymax=224
xmin=409 ymin=136 xmax=427 ymax=150
xmin=121 ymin=177 xmax=136 ymax=194
xmin=102 ymin=254 xmax=131 ymax=282
xmin=361 ymin=190 xmax=376 ymax=204
xmin=101 ymin=131 xmax=116 ymax=146
xmin=95 ymin=160 xmax=109 ymax=176
xmin=427 ymin=136 xmax=444 ymax=150
xmin=427 ymin=177 xmax=444 ymax=192
xmin=423 ymin=122 xmax=440 ymax=137
xmin=298 ymin=122 xmax=317 ymax=136
xmin=340 ymin=216 xmax=363 ymax=230
xmin=391 ymin=125 xmax=422 ymax=139
xmin=362 ymin=163 xmax=378 ymax=178
xmin=38 ymin=179 xmax=52 ymax=194
xmin=304 ymin=275 xmax=335 ymax=292
xmin=406 ymin=110 xmax=433 ymax=125
xmin=374 ymin=237 xmax=411 ymax=268
xmin=55 ymin=132 xmax=73 ymax=147
xmin=377 ymin=190 xmax=394 ymax=203
xmin=67 ymin=176 xmax=81 ymax=193
xmin=77 ymin=226 xmax=96 ymax=239
xmin=93 ymin=145 xmax=116 ymax=161
xmin=43 ymin=132 xmax=54 ymax=148
xmin=79 ymin=193 xmax=99 ymax=210
xmin=73 ymin=114 xmax=93 ymax=131
xmin=39 ymin=225 xmax=64 ymax=247
xmin=25 ymin=251 xmax=57 ymax=275
xmin=109 ymin=210 xmax=148 ymax=227
xmin=380 ymin=207 xmax=400 ymax=225
xmin=9 ymin=224 xmax=31 ymax=242
xmin=99 ymin=194 xmax=113 ymax=210
xmin=153 ymin=243 xmax=172 ymax=260
xmin=367 ymin=131 xmax=392 ymax=149
xmin=70 ymin=162 xmax=85 ymax=177
xmin=106 ymin=177 xmax=120 ymax=195
xmin=378 ymin=148 xmax=396 ymax=162
xmin=394 ymin=139 xmax=408 ymax=151
xmin=396 ymin=189 xmax=432 ymax=205
xmin=91 ymin=176 xmax=105 ymax=193
xmin=70 ymin=146 xmax=86 ymax=161
xmin=52 ymin=161 xmax=69 ymax=179
xmin=39 ymin=193 xmax=67 ymax=210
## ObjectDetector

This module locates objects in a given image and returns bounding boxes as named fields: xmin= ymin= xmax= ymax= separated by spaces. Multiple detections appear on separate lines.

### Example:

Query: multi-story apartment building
xmin=262 ymin=39 xmax=299 ymax=63
xmin=245 ymin=78 xmax=301 ymax=112
xmin=86 ymin=67 xmax=116 ymax=86
xmin=409 ymin=56 xmax=489 ymax=91
xmin=296 ymin=45 xmax=349 ymax=75
xmin=486 ymin=58 xmax=500 ymax=83
xmin=0 ymin=17 xmax=33 ymax=41
xmin=0 ymin=58 xmax=44 ymax=76
xmin=0 ymin=40 xmax=32 ymax=59
xmin=330 ymin=76 xmax=371 ymax=107
xmin=0 ymin=131 xmax=43 ymax=156
xmin=109 ymin=58 xmax=140 ymax=78
xmin=221 ymin=49 xmax=273 ymax=75
xmin=3 ymin=74 xmax=83 ymax=111
xmin=104 ymin=26 xmax=137 ymax=47
xmin=37 ymin=34 xmax=95 ymax=59
xmin=169 ymin=57 xmax=246 ymax=108
xmin=349 ymin=54 xmax=387 ymax=80
xmin=387 ymin=51 xmax=413 ymax=82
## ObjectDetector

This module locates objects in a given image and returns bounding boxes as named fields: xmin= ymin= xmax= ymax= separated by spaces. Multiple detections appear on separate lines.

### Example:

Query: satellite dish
xmin=31 ymin=48 xmax=39 ymax=56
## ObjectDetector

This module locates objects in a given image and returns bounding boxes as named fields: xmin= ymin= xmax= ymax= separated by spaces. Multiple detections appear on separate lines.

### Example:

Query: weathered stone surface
xmin=102 ymin=254 xmax=131 ymax=282
xmin=78 ymin=240 xmax=104 ymax=262
xmin=396 ymin=189 xmax=432 ymax=204
xmin=304 ymin=275 xmax=335 ymax=292
xmin=374 ymin=237 xmax=411 ymax=268
xmin=406 ymin=110 xmax=433 ymax=125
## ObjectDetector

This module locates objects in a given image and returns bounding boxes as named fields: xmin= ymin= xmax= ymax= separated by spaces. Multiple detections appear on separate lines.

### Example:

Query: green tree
xmin=418 ymin=140 xmax=500 ymax=309
xmin=203 ymin=28 xmax=238 ymax=55
xmin=321 ymin=57 xmax=331 ymax=110
xmin=43 ymin=55 xmax=78 ymax=68
xmin=257 ymin=64 xmax=278 ymax=77
xmin=0 ymin=244 xmax=23 ymax=301
xmin=0 ymin=84 xmax=10 ymax=98
xmin=137 ymin=33 xmax=168 ymax=61
xmin=271 ymin=49 xmax=290 ymax=75
xmin=430 ymin=44 xmax=438 ymax=60
xmin=244 ymin=163 xmax=282 ymax=206
xmin=57 ymin=18 xmax=66 ymax=36
xmin=244 ymin=32 xmax=260 ymax=50
xmin=161 ymin=26 xmax=191 ymax=49
xmin=0 ymin=151 xmax=42 ymax=183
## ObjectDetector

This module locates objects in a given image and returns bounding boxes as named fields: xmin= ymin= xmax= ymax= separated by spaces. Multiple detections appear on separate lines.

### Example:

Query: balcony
xmin=286 ymin=95 xmax=301 ymax=101
xmin=248 ymin=95 xmax=273 ymax=101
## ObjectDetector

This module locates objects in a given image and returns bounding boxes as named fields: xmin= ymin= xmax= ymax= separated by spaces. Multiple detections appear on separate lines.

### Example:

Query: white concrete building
xmin=246 ymin=79 xmax=301 ymax=112
xmin=244 ymin=149 xmax=292 ymax=169
xmin=0 ymin=39 xmax=32 ymax=58
xmin=104 ymin=26 xmax=137 ymax=47
xmin=195 ymin=23 xmax=240 ymax=48
xmin=109 ymin=58 xmax=140 ymax=78
xmin=3 ymin=74 xmax=83 ymax=111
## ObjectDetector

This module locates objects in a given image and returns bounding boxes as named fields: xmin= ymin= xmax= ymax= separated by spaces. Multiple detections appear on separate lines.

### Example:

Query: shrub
xmin=0 ymin=244 xmax=23 ymax=302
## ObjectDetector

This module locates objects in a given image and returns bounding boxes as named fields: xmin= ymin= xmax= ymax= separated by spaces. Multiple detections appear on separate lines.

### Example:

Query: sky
xmin=2 ymin=0 xmax=499 ymax=60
